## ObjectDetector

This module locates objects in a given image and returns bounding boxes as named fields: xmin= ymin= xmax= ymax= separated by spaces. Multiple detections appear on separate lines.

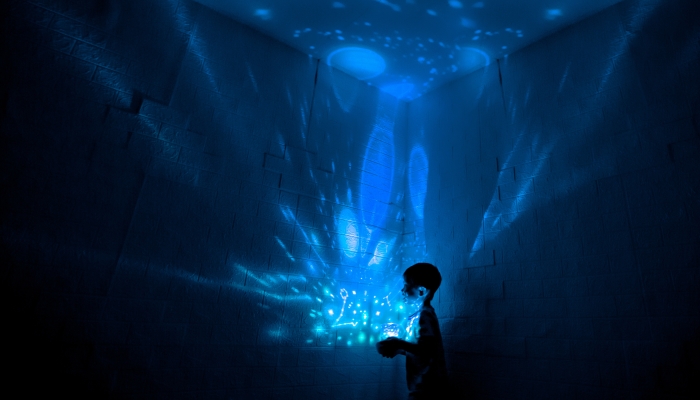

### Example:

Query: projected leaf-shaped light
xmin=327 ymin=47 xmax=386 ymax=80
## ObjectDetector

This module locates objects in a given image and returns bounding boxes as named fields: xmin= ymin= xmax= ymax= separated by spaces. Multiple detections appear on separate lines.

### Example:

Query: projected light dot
xmin=254 ymin=9 xmax=271 ymax=20
xmin=546 ymin=9 xmax=563 ymax=20
xmin=449 ymin=1 xmax=463 ymax=9
xmin=460 ymin=47 xmax=490 ymax=69
xmin=327 ymin=47 xmax=386 ymax=80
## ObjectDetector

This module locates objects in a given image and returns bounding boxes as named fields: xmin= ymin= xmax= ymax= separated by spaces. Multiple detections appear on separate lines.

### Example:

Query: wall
xmin=1 ymin=0 xmax=409 ymax=398
xmin=405 ymin=0 xmax=700 ymax=398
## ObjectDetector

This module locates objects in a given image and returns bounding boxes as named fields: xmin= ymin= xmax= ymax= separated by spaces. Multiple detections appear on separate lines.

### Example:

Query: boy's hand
xmin=376 ymin=338 xmax=403 ymax=358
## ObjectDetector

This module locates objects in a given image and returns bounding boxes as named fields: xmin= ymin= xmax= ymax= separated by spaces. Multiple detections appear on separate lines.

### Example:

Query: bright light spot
xmin=408 ymin=145 xmax=429 ymax=219
xmin=327 ymin=47 xmax=386 ymax=80
xmin=546 ymin=9 xmax=562 ymax=20
xmin=376 ymin=311 xmax=381 ymax=316
xmin=338 ymin=208 xmax=359 ymax=257
xmin=352 ymin=291 xmax=356 ymax=295
xmin=461 ymin=17 xmax=474 ymax=27
xmin=328 ymin=309 xmax=334 ymax=316
xmin=449 ymin=1 xmax=463 ymax=8
xmin=375 ymin=0 xmax=401 ymax=12
xmin=254 ymin=9 xmax=271 ymax=20
xmin=427 ymin=9 xmax=437 ymax=16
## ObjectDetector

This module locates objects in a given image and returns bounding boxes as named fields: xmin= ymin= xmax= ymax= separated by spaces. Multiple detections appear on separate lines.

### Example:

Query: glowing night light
xmin=382 ymin=323 xmax=401 ymax=339
xmin=326 ymin=47 xmax=386 ymax=80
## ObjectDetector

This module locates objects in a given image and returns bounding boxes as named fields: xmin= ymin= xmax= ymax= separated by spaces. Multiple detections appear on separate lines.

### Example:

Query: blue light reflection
xmin=326 ymin=47 xmax=386 ymax=80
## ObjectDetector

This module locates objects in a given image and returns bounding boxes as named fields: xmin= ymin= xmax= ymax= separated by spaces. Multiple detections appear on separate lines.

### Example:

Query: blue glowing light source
xmin=382 ymin=322 xmax=401 ymax=338
xmin=449 ymin=1 xmax=463 ymax=9
xmin=326 ymin=47 xmax=386 ymax=80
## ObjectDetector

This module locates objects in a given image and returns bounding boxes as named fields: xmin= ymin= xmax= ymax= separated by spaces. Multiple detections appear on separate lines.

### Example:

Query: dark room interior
xmin=2 ymin=0 xmax=699 ymax=398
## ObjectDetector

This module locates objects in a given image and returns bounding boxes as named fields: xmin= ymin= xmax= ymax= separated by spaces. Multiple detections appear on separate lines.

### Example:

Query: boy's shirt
xmin=404 ymin=304 xmax=447 ymax=396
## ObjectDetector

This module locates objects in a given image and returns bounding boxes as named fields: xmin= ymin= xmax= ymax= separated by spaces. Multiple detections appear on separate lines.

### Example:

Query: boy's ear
xmin=418 ymin=286 xmax=427 ymax=296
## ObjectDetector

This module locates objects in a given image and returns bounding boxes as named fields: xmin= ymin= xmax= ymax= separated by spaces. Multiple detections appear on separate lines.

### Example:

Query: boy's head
xmin=402 ymin=262 xmax=442 ymax=302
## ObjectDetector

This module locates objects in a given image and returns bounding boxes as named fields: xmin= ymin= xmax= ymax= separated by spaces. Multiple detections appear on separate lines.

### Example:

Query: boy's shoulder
xmin=418 ymin=304 xmax=440 ymax=327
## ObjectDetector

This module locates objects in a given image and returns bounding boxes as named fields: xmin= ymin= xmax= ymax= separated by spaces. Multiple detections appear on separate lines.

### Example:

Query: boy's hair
xmin=403 ymin=263 xmax=442 ymax=294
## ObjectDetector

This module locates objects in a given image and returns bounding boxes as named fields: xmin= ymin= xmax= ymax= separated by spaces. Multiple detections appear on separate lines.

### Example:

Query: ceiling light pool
xmin=326 ymin=47 xmax=386 ymax=80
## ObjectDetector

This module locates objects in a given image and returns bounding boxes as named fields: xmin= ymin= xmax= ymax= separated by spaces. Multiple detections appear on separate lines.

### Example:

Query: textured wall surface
xmin=2 ymin=0 xmax=699 ymax=399
xmin=405 ymin=0 xmax=700 ymax=398
xmin=2 ymin=0 xmax=408 ymax=398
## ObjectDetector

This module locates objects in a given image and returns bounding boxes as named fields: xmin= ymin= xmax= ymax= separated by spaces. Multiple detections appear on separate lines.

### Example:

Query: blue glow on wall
xmin=327 ymin=47 xmax=387 ymax=80
xmin=361 ymin=119 xmax=395 ymax=230
xmin=408 ymin=145 xmax=429 ymax=219
xmin=337 ymin=208 xmax=360 ymax=257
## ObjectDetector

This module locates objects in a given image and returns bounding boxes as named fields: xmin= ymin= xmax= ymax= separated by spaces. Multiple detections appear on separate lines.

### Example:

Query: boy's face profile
xmin=401 ymin=276 xmax=426 ymax=304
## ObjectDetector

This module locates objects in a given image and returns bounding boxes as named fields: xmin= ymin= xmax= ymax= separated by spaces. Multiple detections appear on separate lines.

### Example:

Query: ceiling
xmin=194 ymin=0 xmax=622 ymax=101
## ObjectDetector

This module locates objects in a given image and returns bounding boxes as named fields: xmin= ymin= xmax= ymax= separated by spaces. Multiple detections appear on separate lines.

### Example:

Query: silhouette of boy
xmin=376 ymin=262 xmax=448 ymax=399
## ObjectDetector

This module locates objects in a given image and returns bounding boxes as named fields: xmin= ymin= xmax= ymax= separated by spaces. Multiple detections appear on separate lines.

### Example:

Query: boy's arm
xmin=378 ymin=337 xmax=438 ymax=359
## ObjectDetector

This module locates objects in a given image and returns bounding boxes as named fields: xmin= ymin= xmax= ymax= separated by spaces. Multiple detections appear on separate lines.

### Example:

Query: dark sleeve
xmin=416 ymin=309 xmax=440 ymax=358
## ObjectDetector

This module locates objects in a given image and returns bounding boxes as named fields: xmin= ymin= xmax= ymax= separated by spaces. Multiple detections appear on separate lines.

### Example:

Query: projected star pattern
xmin=269 ymin=103 xmax=426 ymax=346
xmin=194 ymin=0 xmax=622 ymax=100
